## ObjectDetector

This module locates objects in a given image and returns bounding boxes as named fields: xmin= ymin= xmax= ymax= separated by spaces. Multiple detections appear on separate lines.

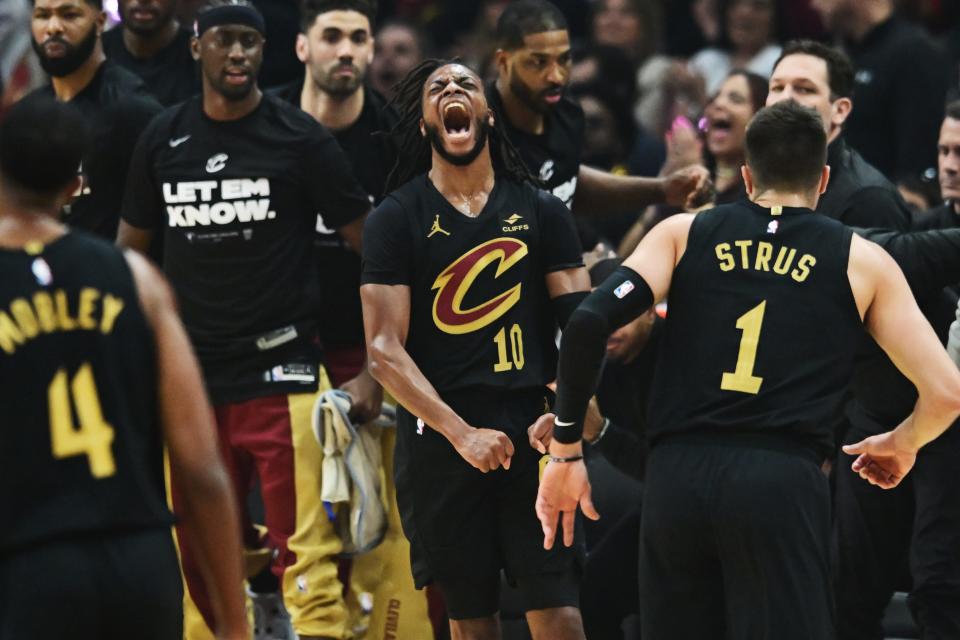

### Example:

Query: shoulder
xmin=365 ymin=86 xmax=399 ymax=129
xmin=138 ymin=99 xmax=195 ymax=148
xmin=100 ymin=26 xmax=124 ymax=54
xmin=366 ymin=190 xmax=415 ymax=235
xmin=381 ymin=175 xmax=427 ymax=211
xmin=532 ymin=182 xmax=568 ymax=214
xmin=261 ymin=93 xmax=330 ymax=137
xmin=99 ymin=64 xmax=158 ymax=107
xmin=267 ymin=78 xmax=304 ymax=106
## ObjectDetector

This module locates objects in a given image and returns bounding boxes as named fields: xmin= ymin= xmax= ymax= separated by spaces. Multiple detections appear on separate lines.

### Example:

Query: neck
xmin=752 ymin=189 xmax=817 ymax=210
xmin=850 ymin=1 xmax=893 ymax=42
xmin=50 ymin=48 xmax=105 ymax=101
xmin=495 ymin=77 xmax=545 ymax=135
xmin=300 ymin=75 xmax=364 ymax=131
xmin=827 ymin=125 xmax=842 ymax=145
xmin=0 ymin=191 xmax=66 ymax=249
xmin=428 ymin=145 xmax=496 ymax=215
xmin=122 ymin=20 xmax=180 ymax=58
xmin=202 ymin=84 xmax=263 ymax=121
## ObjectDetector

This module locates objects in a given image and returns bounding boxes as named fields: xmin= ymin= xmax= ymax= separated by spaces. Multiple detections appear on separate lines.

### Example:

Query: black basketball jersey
xmin=486 ymin=85 xmax=584 ymax=208
xmin=0 ymin=233 xmax=171 ymax=553
xmin=121 ymin=94 xmax=370 ymax=403
xmin=646 ymin=201 xmax=864 ymax=457
xmin=361 ymin=174 xmax=583 ymax=392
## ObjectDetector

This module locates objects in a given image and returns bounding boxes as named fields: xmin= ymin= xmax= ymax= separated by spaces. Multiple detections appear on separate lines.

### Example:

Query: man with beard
xmin=361 ymin=60 xmax=592 ymax=639
xmin=489 ymin=0 xmax=710 ymax=219
xmin=116 ymin=2 xmax=371 ymax=638
xmin=274 ymin=0 xmax=390 ymax=419
xmin=27 ymin=0 xmax=162 ymax=241
xmin=102 ymin=0 xmax=199 ymax=106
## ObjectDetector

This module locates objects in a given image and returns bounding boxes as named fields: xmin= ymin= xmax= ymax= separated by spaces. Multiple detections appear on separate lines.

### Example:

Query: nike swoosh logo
xmin=168 ymin=135 xmax=191 ymax=148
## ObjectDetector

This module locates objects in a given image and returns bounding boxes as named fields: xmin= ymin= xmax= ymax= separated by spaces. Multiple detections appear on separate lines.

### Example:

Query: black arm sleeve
xmin=552 ymin=266 xmax=654 ymax=443
xmin=360 ymin=197 xmax=413 ymax=285
xmin=854 ymin=226 xmax=960 ymax=300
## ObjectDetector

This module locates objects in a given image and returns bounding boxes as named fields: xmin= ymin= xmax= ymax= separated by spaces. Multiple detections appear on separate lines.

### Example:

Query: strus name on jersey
xmin=162 ymin=178 xmax=276 ymax=227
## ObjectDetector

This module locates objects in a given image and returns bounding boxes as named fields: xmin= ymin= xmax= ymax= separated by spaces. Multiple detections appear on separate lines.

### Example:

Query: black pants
xmin=640 ymin=438 xmax=833 ymax=640
xmin=834 ymin=424 xmax=960 ymax=640
xmin=0 ymin=528 xmax=182 ymax=640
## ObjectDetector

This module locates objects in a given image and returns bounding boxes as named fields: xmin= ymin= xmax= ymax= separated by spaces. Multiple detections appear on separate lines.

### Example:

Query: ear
xmin=741 ymin=164 xmax=754 ymax=197
xmin=831 ymin=96 xmax=852 ymax=129
xmin=60 ymin=175 xmax=83 ymax=207
xmin=494 ymin=49 xmax=509 ymax=78
xmin=95 ymin=9 xmax=106 ymax=35
xmin=190 ymin=36 xmax=201 ymax=61
xmin=419 ymin=117 xmax=426 ymax=138
xmin=295 ymin=33 xmax=309 ymax=63
xmin=819 ymin=165 xmax=830 ymax=195
xmin=366 ymin=37 xmax=375 ymax=65
xmin=487 ymin=109 xmax=495 ymax=128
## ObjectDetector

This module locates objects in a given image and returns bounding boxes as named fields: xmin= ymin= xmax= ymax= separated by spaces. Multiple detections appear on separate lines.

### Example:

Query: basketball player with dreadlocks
xmin=361 ymin=60 xmax=592 ymax=639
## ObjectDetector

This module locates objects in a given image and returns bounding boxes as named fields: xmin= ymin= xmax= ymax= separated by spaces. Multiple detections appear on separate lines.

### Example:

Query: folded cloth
xmin=312 ymin=389 xmax=393 ymax=556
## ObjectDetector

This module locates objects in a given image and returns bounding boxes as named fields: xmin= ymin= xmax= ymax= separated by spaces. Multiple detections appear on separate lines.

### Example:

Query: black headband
xmin=194 ymin=4 xmax=266 ymax=37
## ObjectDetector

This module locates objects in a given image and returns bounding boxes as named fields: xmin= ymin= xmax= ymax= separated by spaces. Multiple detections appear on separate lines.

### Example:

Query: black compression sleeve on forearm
xmin=552 ymin=291 xmax=589 ymax=329
xmin=552 ymin=266 xmax=654 ymax=444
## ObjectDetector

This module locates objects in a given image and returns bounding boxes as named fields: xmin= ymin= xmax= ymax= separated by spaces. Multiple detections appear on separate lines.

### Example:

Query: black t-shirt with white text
xmin=28 ymin=64 xmax=162 ymax=240
xmin=361 ymin=174 xmax=582 ymax=392
xmin=121 ymin=94 xmax=370 ymax=403
xmin=273 ymin=81 xmax=397 ymax=347
xmin=486 ymin=84 xmax=584 ymax=209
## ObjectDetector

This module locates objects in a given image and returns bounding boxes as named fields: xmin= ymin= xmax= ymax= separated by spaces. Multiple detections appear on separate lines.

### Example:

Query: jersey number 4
xmin=721 ymin=301 xmax=766 ymax=395
xmin=48 ymin=363 xmax=117 ymax=479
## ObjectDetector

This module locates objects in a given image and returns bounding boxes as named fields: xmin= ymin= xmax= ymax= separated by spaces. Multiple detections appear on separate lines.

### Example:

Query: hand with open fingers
xmin=455 ymin=427 xmax=515 ymax=473
xmin=842 ymin=431 xmax=917 ymax=489
xmin=528 ymin=413 xmax=555 ymax=453
xmin=535 ymin=458 xmax=599 ymax=549
xmin=664 ymin=164 xmax=713 ymax=209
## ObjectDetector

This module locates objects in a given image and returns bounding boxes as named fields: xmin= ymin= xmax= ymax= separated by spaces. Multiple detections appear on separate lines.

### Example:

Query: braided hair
xmin=383 ymin=58 xmax=538 ymax=193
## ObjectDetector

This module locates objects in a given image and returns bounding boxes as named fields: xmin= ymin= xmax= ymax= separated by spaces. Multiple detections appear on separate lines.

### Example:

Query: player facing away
xmin=0 ymin=98 xmax=246 ymax=640
xmin=533 ymin=101 xmax=960 ymax=640
xmin=360 ymin=60 xmax=592 ymax=639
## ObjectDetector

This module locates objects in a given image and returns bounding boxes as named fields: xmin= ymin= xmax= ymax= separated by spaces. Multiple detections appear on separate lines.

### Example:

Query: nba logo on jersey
xmin=767 ymin=220 xmax=779 ymax=234
xmin=31 ymin=258 xmax=52 ymax=286
xmin=416 ymin=418 xmax=425 ymax=435
xmin=614 ymin=280 xmax=635 ymax=299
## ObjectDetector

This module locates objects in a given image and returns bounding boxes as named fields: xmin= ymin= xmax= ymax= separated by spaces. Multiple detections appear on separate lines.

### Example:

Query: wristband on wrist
xmin=586 ymin=417 xmax=611 ymax=445
xmin=548 ymin=453 xmax=584 ymax=463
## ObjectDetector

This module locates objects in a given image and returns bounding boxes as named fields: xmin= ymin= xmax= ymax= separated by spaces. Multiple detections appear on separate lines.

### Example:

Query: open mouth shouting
xmin=441 ymin=99 xmax=474 ymax=145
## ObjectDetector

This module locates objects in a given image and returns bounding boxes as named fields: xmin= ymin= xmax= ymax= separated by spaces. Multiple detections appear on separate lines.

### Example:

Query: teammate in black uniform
xmin=0 ymin=98 xmax=246 ymax=640
xmin=28 ymin=0 xmax=162 ymax=241
xmin=535 ymin=101 xmax=960 ymax=639
xmin=489 ymin=0 xmax=710 ymax=215
xmin=117 ymin=3 xmax=371 ymax=638
xmin=361 ymin=60 xmax=591 ymax=639
xmin=274 ymin=0 xmax=393 ymax=417
xmin=102 ymin=0 xmax=199 ymax=106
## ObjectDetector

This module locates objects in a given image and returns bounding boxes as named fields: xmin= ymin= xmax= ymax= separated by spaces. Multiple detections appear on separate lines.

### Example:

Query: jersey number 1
xmin=721 ymin=301 xmax=766 ymax=395
xmin=48 ymin=363 xmax=117 ymax=479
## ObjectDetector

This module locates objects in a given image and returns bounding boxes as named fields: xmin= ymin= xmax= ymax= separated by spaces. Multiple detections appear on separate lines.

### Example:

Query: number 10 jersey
xmin=647 ymin=200 xmax=863 ymax=459
xmin=361 ymin=175 xmax=583 ymax=393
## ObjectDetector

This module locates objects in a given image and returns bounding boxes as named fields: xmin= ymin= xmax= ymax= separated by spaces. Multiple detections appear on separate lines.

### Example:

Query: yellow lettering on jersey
xmin=0 ymin=311 xmax=25 ymax=354
xmin=10 ymin=299 xmax=39 ymax=339
xmin=792 ymin=254 xmax=816 ymax=283
xmin=0 ymin=289 xmax=126 ymax=355
xmin=734 ymin=240 xmax=753 ymax=269
xmin=33 ymin=292 xmax=57 ymax=333
xmin=754 ymin=241 xmax=773 ymax=272
xmin=100 ymin=295 xmax=124 ymax=334
xmin=77 ymin=288 xmax=99 ymax=330
xmin=715 ymin=243 xmax=735 ymax=271
xmin=772 ymin=247 xmax=797 ymax=275
xmin=55 ymin=290 xmax=77 ymax=331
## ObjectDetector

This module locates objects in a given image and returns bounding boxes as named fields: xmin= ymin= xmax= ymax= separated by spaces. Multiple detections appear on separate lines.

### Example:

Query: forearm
xmin=172 ymin=463 xmax=246 ymax=635
xmin=573 ymin=165 xmax=665 ymax=216
xmin=896 ymin=385 xmax=960 ymax=450
xmin=367 ymin=338 xmax=470 ymax=445
xmin=590 ymin=421 xmax=647 ymax=480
